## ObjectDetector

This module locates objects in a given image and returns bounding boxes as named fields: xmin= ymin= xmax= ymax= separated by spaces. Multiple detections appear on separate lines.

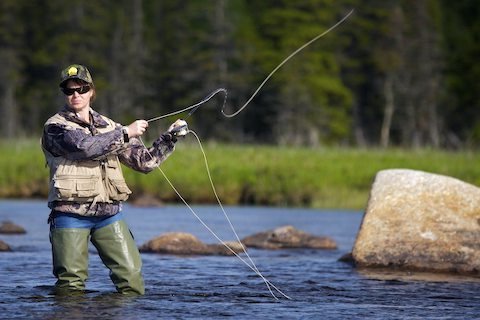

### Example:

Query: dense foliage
xmin=0 ymin=0 xmax=478 ymax=148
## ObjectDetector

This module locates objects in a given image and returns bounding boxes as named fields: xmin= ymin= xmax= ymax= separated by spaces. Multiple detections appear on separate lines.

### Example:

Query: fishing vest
xmin=43 ymin=113 xmax=132 ymax=207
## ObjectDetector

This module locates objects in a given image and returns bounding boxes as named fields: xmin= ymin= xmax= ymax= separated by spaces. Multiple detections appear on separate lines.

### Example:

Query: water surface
xmin=0 ymin=200 xmax=478 ymax=319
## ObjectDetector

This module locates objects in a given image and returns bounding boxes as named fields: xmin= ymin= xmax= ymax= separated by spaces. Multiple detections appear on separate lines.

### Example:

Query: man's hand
xmin=126 ymin=120 xmax=149 ymax=138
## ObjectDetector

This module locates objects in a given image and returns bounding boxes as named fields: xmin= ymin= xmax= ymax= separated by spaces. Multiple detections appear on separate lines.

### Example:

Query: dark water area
xmin=0 ymin=199 xmax=479 ymax=319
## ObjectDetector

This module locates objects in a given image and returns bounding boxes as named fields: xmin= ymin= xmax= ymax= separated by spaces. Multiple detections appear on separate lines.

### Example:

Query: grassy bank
xmin=1 ymin=139 xmax=480 ymax=209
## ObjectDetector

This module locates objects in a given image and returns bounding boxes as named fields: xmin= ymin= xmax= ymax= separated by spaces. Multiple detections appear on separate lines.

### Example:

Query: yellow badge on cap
xmin=67 ymin=66 xmax=78 ymax=76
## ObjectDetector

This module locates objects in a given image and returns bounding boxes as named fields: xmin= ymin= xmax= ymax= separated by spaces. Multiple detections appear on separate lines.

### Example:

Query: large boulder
xmin=351 ymin=169 xmax=480 ymax=275
xmin=139 ymin=232 xmax=245 ymax=256
xmin=0 ymin=239 xmax=11 ymax=251
xmin=0 ymin=221 xmax=26 ymax=234
xmin=241 ymin=225 xmax=337 ymax=250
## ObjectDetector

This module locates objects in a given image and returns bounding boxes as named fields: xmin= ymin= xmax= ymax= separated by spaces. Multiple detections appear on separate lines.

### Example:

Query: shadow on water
xmin=356 ymin=268 xmax=480 ymax=283
xmin=10 ymin=283 xmax=283 ymax=320
xmin=14 ymin=286 xmax=146 ymax=320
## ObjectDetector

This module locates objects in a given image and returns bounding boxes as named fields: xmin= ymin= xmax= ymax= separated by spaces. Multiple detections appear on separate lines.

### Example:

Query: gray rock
xmin=241 ymin=225 xmax=337 ymax=250
xmin=0 ymin=221 xmax=26 ymax=234
xmin=352 ymin=169 xmax=480 ymax=275
xmin=208 ymin=241 xmax=246 ymax=256
xmin=139 ymin=232 xmax=245 ymax=256
xmin=0 ymin=239 xmax=11 ymax=251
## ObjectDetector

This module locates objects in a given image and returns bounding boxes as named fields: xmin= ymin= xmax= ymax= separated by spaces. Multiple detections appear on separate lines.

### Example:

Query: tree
xmin=0 ymin=0 xmax=479 ymax=149
xmin=245 ymin=0 xmax=353 ymax=146
xmin=0 ymin=1 xmax=24 ymax=138
xmin=336 ymin=0 xmax=390 ymax=147
xmin=341 ymin=0 xmax=443 ymax=148
xmin=440 ymin=0 xmax=480 ymax=147
xmin=390 ymin=0 xmax=442 ymax=148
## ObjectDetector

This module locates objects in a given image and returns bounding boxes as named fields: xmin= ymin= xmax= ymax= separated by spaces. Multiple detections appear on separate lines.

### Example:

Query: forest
xmin=0 ymin=0 xmax=479 ymax=149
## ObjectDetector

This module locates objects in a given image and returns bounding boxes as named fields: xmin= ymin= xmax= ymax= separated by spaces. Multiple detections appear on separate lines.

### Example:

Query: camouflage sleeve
xmin=42 ymin=123 xmax=125 ymax=160
xmin=117 ymin=133 xmax=176 ymax=173
xmin=43 ymin=121 xmax=176 ymax=172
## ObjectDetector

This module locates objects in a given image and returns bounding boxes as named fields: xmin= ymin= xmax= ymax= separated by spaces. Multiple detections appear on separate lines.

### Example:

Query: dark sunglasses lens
xmin=62 ymin=86 xmax=90 ymax=96
xmin=78 ymin=86 xmax=90 ymax=94
xmin=62 ymin=88 xmax=75 ymax=95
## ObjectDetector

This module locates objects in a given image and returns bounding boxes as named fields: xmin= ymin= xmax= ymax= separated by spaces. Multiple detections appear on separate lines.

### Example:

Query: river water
xmin=0 ymin=199 xmax=478 ymax=319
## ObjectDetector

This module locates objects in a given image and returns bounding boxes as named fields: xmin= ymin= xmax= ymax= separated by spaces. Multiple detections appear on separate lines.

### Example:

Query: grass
xmin=2 ymin=139 xmax=480 ymax=209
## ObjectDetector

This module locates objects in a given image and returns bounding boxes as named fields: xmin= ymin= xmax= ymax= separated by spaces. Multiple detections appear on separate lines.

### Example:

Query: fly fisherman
xmin=42 ymin=64 xmax=187 ymax=295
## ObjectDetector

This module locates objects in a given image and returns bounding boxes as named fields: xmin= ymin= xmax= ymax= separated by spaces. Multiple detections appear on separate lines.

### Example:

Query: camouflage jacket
xmin=42 ymin=105 xmax=176 ymax=217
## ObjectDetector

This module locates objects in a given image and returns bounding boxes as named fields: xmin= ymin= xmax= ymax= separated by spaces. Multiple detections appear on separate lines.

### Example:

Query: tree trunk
xmin=1 ymin=83 xmax=17 ymax=138
xmin=0 ymin=50 xmax=18 ymax=138
xmin=380 ymin=74 xmax=395 ymax=148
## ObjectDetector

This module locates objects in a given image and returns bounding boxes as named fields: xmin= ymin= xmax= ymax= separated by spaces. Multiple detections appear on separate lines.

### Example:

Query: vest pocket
xmin=106 ymin=178 xmax=132 ymax=201
xmin=54 ymin=175 xmax=100 ymax=200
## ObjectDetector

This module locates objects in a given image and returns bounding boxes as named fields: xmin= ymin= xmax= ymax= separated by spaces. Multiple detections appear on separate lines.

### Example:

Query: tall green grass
xmin=0 ymin=139 xmax=48 ymax=198
xmin=2 ymin=139 xmax=480 ymax=209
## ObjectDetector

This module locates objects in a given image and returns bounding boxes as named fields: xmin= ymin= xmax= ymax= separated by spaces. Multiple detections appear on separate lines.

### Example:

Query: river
xmin=0 ymin=199 xmax=478 ymax=319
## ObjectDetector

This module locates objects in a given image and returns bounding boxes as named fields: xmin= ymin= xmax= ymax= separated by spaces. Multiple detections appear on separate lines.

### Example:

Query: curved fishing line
xmin=221 ymin=8 xmax=354 ymax=118
xmin=189 ymin=130 xmax=291 ymax=300
xmin=139 ymin=9 xmax=354 ymax=299
xmin=146 ymin=9 xmax=354 ymax=123
xmin=139 ymin=134 xmax=290 ymax=300
xmin=140 ymin=136 xmax=291 ymax=300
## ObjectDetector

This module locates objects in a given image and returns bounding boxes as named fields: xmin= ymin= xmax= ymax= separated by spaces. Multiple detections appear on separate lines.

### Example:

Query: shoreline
xmin=1 ymin=140 xmax=480 ymax=209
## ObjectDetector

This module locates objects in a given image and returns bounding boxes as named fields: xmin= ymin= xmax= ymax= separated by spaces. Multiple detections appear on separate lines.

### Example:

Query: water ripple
xmin=1 ymin=202 xmax=479 ymax=319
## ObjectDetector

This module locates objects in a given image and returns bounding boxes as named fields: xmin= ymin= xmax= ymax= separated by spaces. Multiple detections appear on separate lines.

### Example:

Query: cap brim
xmin=59 ymin=76 xmax=89 ymax=87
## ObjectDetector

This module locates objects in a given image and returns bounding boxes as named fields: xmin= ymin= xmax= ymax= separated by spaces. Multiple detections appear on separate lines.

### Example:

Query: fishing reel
xmin=169 ymin=121 xmax=189 ymax=137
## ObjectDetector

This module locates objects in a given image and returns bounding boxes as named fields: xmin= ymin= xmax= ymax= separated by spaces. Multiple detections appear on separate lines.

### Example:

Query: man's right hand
xmin=126 ymin=120 xmax=149 ymax=138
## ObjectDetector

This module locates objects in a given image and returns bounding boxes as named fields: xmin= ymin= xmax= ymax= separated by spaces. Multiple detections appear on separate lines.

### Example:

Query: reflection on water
xmin=1 ymin=200 xmax=479 ymax=319
xmin=357 ymin=268 xmax=480 ymax=283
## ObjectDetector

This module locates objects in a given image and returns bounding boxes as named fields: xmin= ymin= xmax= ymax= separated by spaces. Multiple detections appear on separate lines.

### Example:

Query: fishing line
xmin=140 ymin=9 xmax=354 ymax=299
xmin=187 ymin=130 xmax=290 ymax=300
xmin=139 ymin=133 xmax=289 ymax=300
xmin=146 ymin=8 xmax=354 ymax=123
xmin=221 ymin=8 xmax=354 ymax=118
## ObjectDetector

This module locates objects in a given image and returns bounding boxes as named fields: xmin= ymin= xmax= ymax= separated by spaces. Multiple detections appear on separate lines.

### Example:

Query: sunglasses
xmin=62 ymin=85 xmax=91 ymax=96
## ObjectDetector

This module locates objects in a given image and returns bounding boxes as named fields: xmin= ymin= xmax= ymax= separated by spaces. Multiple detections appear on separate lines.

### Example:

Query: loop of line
xmin=146 ymin=9 xmax=354 ymax=123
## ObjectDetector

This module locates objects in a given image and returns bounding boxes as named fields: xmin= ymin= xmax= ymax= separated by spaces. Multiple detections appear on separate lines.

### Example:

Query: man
xmin=42 ymin=64 xmax=186 ymax=295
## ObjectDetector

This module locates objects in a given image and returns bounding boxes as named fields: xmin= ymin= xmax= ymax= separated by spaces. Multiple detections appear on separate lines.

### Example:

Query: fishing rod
xmin=147 ymin=88 xmax=227 ymax=123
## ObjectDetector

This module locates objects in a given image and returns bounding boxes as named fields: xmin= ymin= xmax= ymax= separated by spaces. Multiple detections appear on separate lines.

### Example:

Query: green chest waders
xmin=91 ymin=220 xmax=145 ymax=295
xmin=50 ymin=228 xmax=91 ymax=293
xmin=50 ymin=220 xmax=145 ymax=295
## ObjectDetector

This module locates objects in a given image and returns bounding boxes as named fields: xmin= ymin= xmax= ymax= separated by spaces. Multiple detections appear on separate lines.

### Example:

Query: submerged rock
xmin=139 ymin=232 xmax=245 ymax=256
xmin=208 ymin=241 xmax=246 ymax=256
xmin=0 ymin=239 xmax=11 ymax=251
xmin=241 ymin=225 xmax=337 ymax=250
xmin=0 ymin=221 xmax=26 ymax=234
xmin=351 ymin=169 xmax=480 ymax=276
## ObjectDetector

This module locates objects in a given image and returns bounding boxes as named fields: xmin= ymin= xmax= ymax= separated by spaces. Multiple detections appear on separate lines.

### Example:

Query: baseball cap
xmin=59 ymin=64 xmax=93 ymax=87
